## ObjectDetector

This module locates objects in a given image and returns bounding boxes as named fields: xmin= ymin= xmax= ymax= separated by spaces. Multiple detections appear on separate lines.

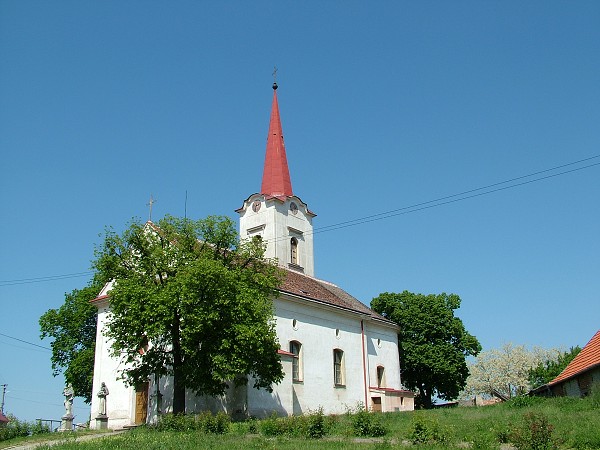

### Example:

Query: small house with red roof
xmin=89 ymin=82 xmax=413 ymax=429
xmin=532 ymin=330 xmax=600 ymax=398
xmin=0 ymin=412 xmax=9 ymax=425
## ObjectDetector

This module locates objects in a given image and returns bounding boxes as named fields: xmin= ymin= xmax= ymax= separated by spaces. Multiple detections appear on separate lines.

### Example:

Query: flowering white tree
xmin=460 ymin=343 xmax=560 ymax=399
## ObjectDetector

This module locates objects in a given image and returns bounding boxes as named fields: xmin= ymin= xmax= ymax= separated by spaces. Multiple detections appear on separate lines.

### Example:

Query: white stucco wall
xmin=268 ymin=294 xmax=403 ymax=415
xmin=90 ymin=287 xmax=408 ymax=427
xmin=89 ymin=300 xmax=138 ymax=430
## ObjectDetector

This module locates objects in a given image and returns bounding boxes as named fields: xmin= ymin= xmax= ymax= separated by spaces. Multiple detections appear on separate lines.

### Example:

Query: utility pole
xmin=0 ymin=384 xmax=7 ymax=414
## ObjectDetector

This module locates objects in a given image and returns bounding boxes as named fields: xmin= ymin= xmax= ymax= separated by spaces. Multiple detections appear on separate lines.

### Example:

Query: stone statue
xmin=97 ymin=382 xmax=109 ymax=416
xmin=63 ymin=384 xmax=74 ymax=417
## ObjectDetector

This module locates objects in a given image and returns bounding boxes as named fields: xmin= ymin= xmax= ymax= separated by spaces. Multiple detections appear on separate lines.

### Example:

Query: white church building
xmin=89 ymin=82 xmax=414 ymax=429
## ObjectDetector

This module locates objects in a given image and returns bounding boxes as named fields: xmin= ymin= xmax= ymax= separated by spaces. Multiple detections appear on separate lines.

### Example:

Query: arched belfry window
xmin=290 ymin=237 xmax=298 ymax=265
xmin=290 ymin=340 xmax=302 ymax=382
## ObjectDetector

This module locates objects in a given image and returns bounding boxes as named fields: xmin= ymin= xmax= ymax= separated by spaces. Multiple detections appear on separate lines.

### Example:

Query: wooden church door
xmin=135 ymin=382 xmax=149 ymax=424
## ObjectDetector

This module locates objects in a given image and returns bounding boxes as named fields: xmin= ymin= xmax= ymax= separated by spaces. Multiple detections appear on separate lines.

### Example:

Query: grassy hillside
xmin=28 ymin=394 xmax=600 ymax=449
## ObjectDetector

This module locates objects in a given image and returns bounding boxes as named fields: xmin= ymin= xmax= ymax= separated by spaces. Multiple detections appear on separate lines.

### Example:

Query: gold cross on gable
xmin=146 ymin=194 xmax=157 ymax=221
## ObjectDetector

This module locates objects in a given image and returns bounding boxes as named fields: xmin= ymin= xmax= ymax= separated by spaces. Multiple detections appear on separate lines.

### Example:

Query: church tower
xmin=237 ymin=82 xmax=316 ymax=277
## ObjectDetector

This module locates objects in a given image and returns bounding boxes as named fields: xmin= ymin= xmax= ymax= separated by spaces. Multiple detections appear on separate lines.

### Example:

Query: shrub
xmin=306 ymin=407 xmax=325 ymax=439
xmin=280 ymin=414 xmax=306 ymax=437
xmin=154 ymin=413 xmax=195 ymax=431
xmin=213 ymin=411 xmax=230 ymax=434
xmin=246 ymin=417 xmax=258 ymax=434
xmin=260 ymin=412 xmax=284 ymax=437
xmin=324 ymin=413 xmax=339 ymax=433
xmin=0 ymin=415 xmax=50 ymax=442
xmin=509 ymin=412 xmax=556 ymax=450
xmin=351 ymin=409 xmax=386 ymax=437
xmin=257 ymin=409 xmax=328 ymax=439
xmin=409 ymin=415 xmax=450 ymax=445
xmin=31 ymin=421 xmax=51 ymax=436
xmin=154 ymin=411 xmax=229 ymax=434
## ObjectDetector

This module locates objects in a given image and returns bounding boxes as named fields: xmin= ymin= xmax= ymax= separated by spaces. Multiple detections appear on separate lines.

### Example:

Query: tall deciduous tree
xmin=93 ymin=215 xmax=284 ymax=414
xmin=461 ymin=343 xmax=561 ymax=399
xmin=528 ymin=346 xmax=581 ymax=389
xmin=371 ymin=291 xmax=481 ymax=409
xmin=39 ymin=278 xmax=105 ymax=403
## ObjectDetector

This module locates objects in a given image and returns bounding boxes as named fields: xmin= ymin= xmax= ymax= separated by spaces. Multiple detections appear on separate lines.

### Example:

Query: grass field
xmin=11 ymin=394 xmax=600 ymax=449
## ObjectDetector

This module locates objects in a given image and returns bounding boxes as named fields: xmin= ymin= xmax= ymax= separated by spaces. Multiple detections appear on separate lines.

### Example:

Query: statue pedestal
xmin=96 ymin=414 xmax=109 ymax=430
xmin=60 ymin=414 xmax=74 ymax=432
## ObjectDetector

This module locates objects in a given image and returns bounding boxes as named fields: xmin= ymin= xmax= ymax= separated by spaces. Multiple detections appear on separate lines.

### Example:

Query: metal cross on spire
xmin=272 ymin=66 xmax=278 ymax=90
xmin=146 ymin=194 xmax=157 ymax=221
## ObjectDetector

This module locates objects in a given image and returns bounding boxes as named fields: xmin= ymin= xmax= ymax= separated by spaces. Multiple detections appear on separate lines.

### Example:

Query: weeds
xmin=152 ymin=411 xmax=229 ymax=434
xmin=506 ymin=395 xmax=544 ymax=408
xmin=8 ymin=396 xmax=600 ymax=449
xmin=509 ymin=412 xmax=555 ymax=450
xmin=259 ymin=408 xmax=328 ymax=439
xmin=409 ymin=414 xmax=450 ymax=445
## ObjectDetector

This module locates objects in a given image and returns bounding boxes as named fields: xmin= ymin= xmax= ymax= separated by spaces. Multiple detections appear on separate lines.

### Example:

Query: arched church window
xmin=333 ymin=349 xmax=345 ymax=386
xmin=290 ymin=340 xmax=302 ymax=382
xmin=290 ymin=237 xmax=298 ymax=265
xmin=377 ymin=365 xmax=385 ymax=388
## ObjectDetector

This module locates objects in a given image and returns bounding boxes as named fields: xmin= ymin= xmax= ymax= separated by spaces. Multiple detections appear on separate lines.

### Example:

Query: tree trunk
xmin=419 ymin=385 xmax=433 ymax=409
xmin=171 ymin=310 xmax=185 ymax=414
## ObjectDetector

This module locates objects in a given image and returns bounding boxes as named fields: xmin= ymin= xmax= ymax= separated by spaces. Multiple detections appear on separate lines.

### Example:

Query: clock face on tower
xmin=252 ymin=200 xmax=261 ymax=212
xmin=290 ymin=202 xmax=298 ymax=215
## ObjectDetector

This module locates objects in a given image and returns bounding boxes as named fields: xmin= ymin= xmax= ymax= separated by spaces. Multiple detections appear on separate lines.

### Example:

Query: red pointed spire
xmin=261 ymin=83 xmax=293 ymax=198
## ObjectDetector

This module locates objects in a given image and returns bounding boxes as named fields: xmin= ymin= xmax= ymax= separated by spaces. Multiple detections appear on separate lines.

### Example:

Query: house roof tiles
xmin=549 ymin=329 xmax=600 ymax=386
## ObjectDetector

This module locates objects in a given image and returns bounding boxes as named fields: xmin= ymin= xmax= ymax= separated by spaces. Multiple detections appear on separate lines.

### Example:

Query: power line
xmin=1 ymin=154 xmax=598 ymax=286
xmin=0 ymin=332 xmax=51 ymax=351
xmin=314 ymin=154 xmax=600 ymax=234
xmin=262 ymin=154 xmax=600 ymax=245
xmin=5 ymin=395 xmax=89 ymax=411
xmin=312 ymin=159 xmax=600 ymax=236
xmin=0 ymin=271 xmax=94 ymax=287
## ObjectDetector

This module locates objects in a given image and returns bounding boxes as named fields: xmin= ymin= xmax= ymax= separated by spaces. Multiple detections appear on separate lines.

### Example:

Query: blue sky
xmin=1 ymin=2 xmax=599 ymax=422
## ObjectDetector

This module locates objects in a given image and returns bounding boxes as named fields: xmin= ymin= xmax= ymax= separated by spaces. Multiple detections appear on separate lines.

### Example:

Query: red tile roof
xmin=280 ymin=269 xmax=394 ymax=325
xmin=0 ymin=412 xmax=8 ymax=424
xmin=90 ymin=260 xmax=394 ymax=326
xmin=90 ymin=294 xmax=110 ymax=304
xmin=550 ymin=329 xmax=600 ymax=386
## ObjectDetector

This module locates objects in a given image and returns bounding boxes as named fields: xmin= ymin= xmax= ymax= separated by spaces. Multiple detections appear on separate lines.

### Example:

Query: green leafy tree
xmin=371 ymin=291 xmax=481 ymax=409
xmin=528 ymin=346 xmax=581 ymax=389
xmin=39 ymin=278 xmax=105 ymax=403
xmin=93 ymin=215 xmax=284 ymax=414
